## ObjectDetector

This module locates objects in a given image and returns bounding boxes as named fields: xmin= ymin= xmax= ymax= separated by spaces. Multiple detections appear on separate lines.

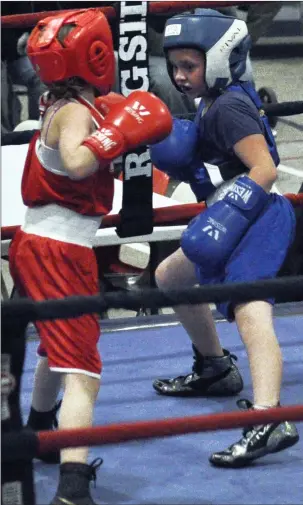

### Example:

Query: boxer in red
xmin=9 ymin=9 xmax=172 ymax=504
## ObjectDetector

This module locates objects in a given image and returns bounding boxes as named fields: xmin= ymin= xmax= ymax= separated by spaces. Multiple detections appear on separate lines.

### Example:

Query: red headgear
xmin=27 ymin=9 xmax=115 ymax=94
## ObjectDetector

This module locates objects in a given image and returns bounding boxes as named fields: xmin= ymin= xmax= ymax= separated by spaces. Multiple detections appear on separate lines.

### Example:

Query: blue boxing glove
xmin=181 ymin=175 xmax=270 ymax=272
xmin=150 ymin=118 xmax=198 ymax=180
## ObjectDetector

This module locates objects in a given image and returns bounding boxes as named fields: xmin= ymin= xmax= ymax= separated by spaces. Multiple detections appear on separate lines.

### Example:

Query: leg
xmin=49 ymin=372 xmax=102 ymax=505
xmin=41 ymin=321 xmax=103 ymax=503
xmin=155 ymin=247 xmax=222 ymax=356
xmin=235 ymin=301 xmax=282 ymax=406
xmin=9 ymin=233 xmax=103 ymax=504
xmin=59 ymin=372 xmax=100 ymax=464
xmin=153 ymin=248 xmax=243 ymax=396
xmin=9 ymin=232 xmax=62 ymax=462
xmin=26 ymin=355 xmax=63 ymax=464
xmin=31 ymin=356 xmax=62 ymax=412
xmin=210 ymin=195 xmax=299 ymax=467
xmin=210 ymin=302 xmax=299 ymax=468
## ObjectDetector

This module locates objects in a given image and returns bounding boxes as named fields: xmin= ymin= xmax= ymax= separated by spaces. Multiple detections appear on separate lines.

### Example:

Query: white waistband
xmin=21 ymin=204 xmax=103 ymax=248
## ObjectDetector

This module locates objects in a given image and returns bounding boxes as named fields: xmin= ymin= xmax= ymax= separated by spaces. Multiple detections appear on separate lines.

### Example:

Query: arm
xmin=181 ymin=127 xmax=277 ymax=271
xmin=233 ymin=133 xmax=278 ymax=192
xmin=82 ymin=91 xmax=173 ymax=164
xmin=58 ymin=102 xmax=100 ymax=180
xmin=209 ymin=95 xmax=278 ymax=191
xmin=58 ymin=92 xmax=172 ymax=181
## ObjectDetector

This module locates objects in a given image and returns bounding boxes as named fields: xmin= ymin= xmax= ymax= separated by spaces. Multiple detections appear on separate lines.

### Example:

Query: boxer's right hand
xmin=82 ymin=90 xmax=173 ymax=161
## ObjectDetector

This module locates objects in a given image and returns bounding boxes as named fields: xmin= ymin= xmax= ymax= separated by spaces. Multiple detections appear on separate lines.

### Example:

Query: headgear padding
xmin=163 ymin=9 xmax=252 ymax=93
xmin=27 ymin=9 xmax=115 ymax=95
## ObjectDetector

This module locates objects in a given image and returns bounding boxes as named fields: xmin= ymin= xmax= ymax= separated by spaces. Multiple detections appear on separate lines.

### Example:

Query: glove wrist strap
xmin=224 ymin=175 xmax=269 ymax=220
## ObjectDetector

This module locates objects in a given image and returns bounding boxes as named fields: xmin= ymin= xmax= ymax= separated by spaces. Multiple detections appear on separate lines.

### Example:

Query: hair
xmin=44 ymin=23 xmax=90 ymax=99
xmin=47 ymin=77 xmax=88 ymax=100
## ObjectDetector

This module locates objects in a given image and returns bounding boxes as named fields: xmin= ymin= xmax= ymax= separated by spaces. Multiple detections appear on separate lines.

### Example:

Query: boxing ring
xmin=25 ymin=312 xmax=303 ymax=504
xmin=2 ymin=278 xmax=303 ymax=504
xmin=1 ymin=2 xmax=303 ymax=505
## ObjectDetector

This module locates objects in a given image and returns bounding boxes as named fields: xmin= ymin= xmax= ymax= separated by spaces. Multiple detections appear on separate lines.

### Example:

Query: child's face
xmin=168 ymin=48 xmax=207 ymax=98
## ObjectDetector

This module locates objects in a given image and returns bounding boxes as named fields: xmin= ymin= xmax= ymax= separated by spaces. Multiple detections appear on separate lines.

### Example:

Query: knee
xmin=234 ymin=301 xmax=276 ymax=345
xmin=64 ymin=373 xmax=100 ymax=399
xmin=155 ymin=257 xmax=185 ymax=291
xmin=155 ymin=260 xmax=171 ymax=291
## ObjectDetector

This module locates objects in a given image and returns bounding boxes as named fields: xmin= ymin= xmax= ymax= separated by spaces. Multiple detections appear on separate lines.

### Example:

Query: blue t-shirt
xmin=203 ymin=90 xmax=264 ymax=156
xmin=190 ymin=89 xmax=267 ymax=201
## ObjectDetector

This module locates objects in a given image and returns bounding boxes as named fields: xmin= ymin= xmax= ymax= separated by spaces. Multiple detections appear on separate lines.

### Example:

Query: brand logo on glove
xmin=202 ymin=217 xmax=227 ymax=241
xmin=94 ymin=128 xmax=118 ymax=152
xmin=202 ymin=225 xmax=220 ymax=241
xmin=229 ymin=183 xmax=252 ymax=204
xmin=125 ymin=101 xmax=151 ymax=124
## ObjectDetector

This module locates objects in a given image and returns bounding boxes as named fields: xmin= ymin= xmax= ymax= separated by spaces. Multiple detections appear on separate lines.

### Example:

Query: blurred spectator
xmin=1 ymin=59 xmax=21 ymax=133
xmin=1 ymin=2 xmax=48 ymax=130
xmin=0 ymin=1 xmax=283 ymax=128
xmin=241 ymin=2 xmax=283 ymax=45
xmin=6 ymin=32 xmax=47 ymax=120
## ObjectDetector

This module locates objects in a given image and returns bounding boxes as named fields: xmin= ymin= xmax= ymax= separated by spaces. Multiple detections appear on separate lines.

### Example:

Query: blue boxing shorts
xmin=195 ymin=193 xmax=296 ymax=321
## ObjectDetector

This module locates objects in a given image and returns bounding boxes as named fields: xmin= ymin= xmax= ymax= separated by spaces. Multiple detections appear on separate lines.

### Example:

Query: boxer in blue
xmin=150 ymin=9 xmax=299 ymax=467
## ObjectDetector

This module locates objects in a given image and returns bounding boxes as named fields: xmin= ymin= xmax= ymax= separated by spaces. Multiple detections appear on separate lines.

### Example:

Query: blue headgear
xmin=163 ymin=9 xmax=252 ymax=93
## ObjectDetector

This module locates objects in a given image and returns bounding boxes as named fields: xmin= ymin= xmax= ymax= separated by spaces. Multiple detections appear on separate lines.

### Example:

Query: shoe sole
xmin=153 ymin=367 xmax=244 ymax=397
xmin=209 ymin=434 xmax=300 ymax=468
xmin=153 ymin=383 xmax=243 ymax=397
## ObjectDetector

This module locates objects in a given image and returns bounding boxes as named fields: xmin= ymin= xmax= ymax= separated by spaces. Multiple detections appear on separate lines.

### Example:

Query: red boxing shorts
xmin=9 ymin=229 xmax=102 ymax=378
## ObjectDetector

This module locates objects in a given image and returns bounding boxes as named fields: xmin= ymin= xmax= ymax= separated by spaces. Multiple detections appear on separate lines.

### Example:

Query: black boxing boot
xmin=153 ymin=346 xmax=243 ymax=396
xmin=50 ymin=458 xmax=103 ymax=505
xmin=209 ymin=399 xmax=300 ymax=468
xmin=27 ymin=400 xmax=61 ymax=464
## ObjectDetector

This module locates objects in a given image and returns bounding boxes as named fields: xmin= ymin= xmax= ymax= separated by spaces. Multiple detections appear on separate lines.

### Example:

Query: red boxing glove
xmin=94 ymin=92 xmax=126 ymax=117
xmin=82 ymin=91 xmax=173 ymax=162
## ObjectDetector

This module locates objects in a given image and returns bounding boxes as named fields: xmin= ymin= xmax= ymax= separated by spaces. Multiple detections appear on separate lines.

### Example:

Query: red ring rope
xmin=1 ymin=193 xmax=302 ymax=242
xmin=103 ymin=191 xmax=303 ymax=228
xmin=38 ymin=404 xmax=303 ymax=453
xmin=1 ymin=2 xmax=259 ymax=29
xmin=1 ymin=7 xmax=116 ymax=28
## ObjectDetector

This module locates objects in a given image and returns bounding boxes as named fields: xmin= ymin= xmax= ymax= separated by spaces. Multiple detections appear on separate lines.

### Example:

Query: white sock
xmin=31 ymin=357 xmax=62 ymax=412
xmin=254 ymin=404 xmax=278 ymax=410
xmin=253 ymin=404 xmax=279 ymax=429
